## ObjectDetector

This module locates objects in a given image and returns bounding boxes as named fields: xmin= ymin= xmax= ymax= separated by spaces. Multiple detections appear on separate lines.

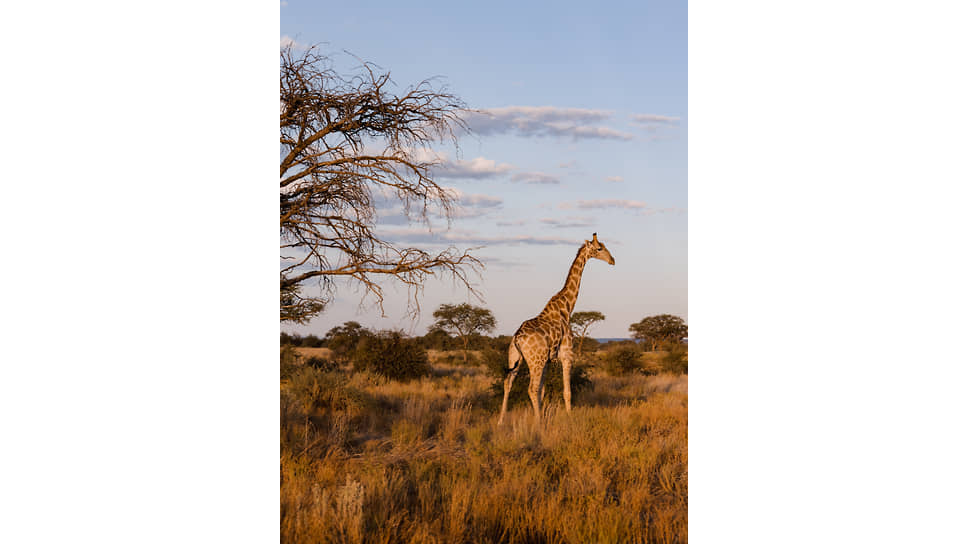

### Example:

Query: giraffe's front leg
xmin=559 ymin=334 xmax=575 ymax=412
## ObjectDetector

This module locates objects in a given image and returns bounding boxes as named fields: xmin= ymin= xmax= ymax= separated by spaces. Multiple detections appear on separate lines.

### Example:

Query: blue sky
xmin=281 ymin=0 xmax=687 ymax=338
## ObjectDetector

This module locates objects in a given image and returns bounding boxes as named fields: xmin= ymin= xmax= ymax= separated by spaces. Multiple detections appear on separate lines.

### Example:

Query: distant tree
xmin=280 ymin=331 xmax=300 ymax=346
xmin=629 ymin=314 xmax=688 ymax=351
xmin=280 ymin=45 xmax=482 ymax=323
xmin=431 ymin=303 xmax=497 ymax=364
xmin=299 ymin=334 xmax=324 ymax=348
xmin=569 ymin=310 xmax=606 ymax=360
xmin=323 ymin=321 xmax=372 ymax=362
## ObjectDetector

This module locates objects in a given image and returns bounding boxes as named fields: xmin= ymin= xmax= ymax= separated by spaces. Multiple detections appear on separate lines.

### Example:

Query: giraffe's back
xmin=513 ymin=317 xmax=567 ymax=363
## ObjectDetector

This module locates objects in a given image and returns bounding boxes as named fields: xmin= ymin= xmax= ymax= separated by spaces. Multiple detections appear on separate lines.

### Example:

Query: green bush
xmin=660 ymin=342 xmax=688 ymax=375
xmin=352 ymin=331 xmax=431 ymax=382
xmin=602 ymin=345 xmax=643 ymax=376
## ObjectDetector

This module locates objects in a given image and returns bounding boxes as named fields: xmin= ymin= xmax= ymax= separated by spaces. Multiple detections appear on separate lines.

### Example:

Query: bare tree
xmin=280 ymin=45 xmax=482 ymax=322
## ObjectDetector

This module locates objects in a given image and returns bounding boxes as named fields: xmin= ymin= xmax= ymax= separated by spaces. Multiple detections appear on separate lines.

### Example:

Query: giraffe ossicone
xmin=498 ymin=233 xmax=615 ymax=424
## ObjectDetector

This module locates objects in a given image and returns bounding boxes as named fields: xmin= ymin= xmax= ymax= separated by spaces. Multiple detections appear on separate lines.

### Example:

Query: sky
xmin=281 ymin=0 xmax=687 ymax=338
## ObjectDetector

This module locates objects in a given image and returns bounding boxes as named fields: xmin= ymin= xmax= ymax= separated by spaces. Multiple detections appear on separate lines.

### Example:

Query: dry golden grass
xmin=295 ymin=346 xmax=334 ymax=360
xmin=281 ymin=353 xmax=687 ymax=543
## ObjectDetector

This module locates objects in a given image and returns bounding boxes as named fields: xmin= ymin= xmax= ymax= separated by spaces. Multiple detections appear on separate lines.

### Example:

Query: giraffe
xmin=498 ymin=233 xmax=615 ymax=424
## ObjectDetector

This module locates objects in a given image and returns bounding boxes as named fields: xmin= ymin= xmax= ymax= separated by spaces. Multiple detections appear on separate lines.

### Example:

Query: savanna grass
xmin=281 ymin=355 xmax=688 ymax=544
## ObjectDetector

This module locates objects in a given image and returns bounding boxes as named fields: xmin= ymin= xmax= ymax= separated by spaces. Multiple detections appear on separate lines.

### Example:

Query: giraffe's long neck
xmin=540 ymin=247 xmax=590 ymax=320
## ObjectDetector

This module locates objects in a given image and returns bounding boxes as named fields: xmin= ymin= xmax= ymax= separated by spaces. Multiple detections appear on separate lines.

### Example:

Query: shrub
xmin=660 ymin=342 xmax=688 ymax=375
xmin=580 ymin=337 xmax=601 ymax=354
xmin=325 ymin=321 xmax=372 ymax=362
xmin=306 ymin=355 xmax=338 ymax=372
xmin=285 ymin=365 xmax=369 ymax=413
xmin=280 ymin=344 xmax=301 ymax=381
xmin=481 ymin=346 xmax=510 ymax=378
xmin=436 ymin=351 xmax=478 ymax=366
xmin=602 ymin=345 xmax=643 ymax=376
xmin=352 ymin=331 xmax=431 ymax=382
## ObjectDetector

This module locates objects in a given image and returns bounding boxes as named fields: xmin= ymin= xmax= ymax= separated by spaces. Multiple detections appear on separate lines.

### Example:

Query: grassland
xmin=281 ymin=349 xmax=687 ymax=543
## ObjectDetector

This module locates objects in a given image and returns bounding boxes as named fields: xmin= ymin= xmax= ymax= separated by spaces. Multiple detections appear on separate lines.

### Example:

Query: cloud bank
xmin=630 ymin=113 xmax=681 ymax=133
xmin=539 ymin=216 xmax=597 ymax=228
xmin=381 ymin=227 xmax=579 ymax=246
xmin=559 ymin=199 xmax=648 ymax=210
xmin=512 ymin=171 xmax=560 ymax=184
xmin=433 ymin=156 xmax=514 ymax=180
xmin=464 ymin=106 xmax=635 ymax=141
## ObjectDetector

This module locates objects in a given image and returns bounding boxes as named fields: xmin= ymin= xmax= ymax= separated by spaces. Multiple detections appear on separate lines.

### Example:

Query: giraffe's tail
xmin=508 ymin=336 xmax=524 ymax=372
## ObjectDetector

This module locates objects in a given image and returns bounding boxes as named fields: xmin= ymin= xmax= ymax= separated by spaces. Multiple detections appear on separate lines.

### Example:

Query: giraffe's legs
xmin=528 ymin=363 xmax=546 ymax=423
xmin=498 ymin=362 xmax=521 ymax=425
xmin=559 ymin=336 xmax=575 ymax=412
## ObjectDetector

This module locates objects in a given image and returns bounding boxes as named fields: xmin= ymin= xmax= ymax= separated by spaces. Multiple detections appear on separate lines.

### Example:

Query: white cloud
xmin=496 ymin=219 xmax=528 ymax=227
xmin=280 ymin=35 xmax=304 ymax=49
xmin=559 ymin=199 xmax=648 ymax=210
xmin=381 ymin=227 xmax=579 ymax=246
xmin=460 ymin=193 xmax=503 ymax=208
xmin=511 ymin=171 xmax=560 ymax=184
xmin=630 ymin=113 xmax=680 ymax=125
xmin=637 ymin=207 xmax=687 ymax=217
xmin=463 ymin=106 xmax=635 ymax=141
xmin=604 ymin=176 xmax=624 ymax=183
xmin=433 ymin=156 xmax=515 ymax=179
xmin=539 ymin=216 xmax=597 ymax=228
xmin=630 ymin=113 xmax=681 ymax=133
xmin=441 ymin=187 xmax=502 ymax=208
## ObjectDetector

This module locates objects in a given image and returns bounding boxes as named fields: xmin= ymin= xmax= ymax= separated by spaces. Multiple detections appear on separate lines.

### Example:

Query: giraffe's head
xmin=585 ymin=233 xmax=615 ymax=265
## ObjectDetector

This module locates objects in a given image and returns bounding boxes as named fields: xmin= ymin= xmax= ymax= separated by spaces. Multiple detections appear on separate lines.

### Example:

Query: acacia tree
xmin=629 ymin=314 xmax=688 ymax=351
xmin=569 ymin=310 xmax=605 ymax=360
xmin=280 ymin=45 xmax=481 ymax=323
xmin=431 ymin=303 xmax=496 ymax=363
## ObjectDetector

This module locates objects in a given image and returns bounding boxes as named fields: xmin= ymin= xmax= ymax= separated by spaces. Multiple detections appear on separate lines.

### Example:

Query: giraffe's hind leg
xmin=498 ymin=344 xmax=522 ymax=425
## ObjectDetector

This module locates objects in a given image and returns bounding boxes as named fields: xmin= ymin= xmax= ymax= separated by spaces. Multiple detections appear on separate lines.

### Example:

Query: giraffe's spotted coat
xmin=498 ymin=234 xmax=615 ymax=424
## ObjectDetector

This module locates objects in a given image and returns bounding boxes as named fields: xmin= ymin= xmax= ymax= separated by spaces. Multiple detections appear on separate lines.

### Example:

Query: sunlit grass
xmin=281 ymin=354 xmax=687 ymax=543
